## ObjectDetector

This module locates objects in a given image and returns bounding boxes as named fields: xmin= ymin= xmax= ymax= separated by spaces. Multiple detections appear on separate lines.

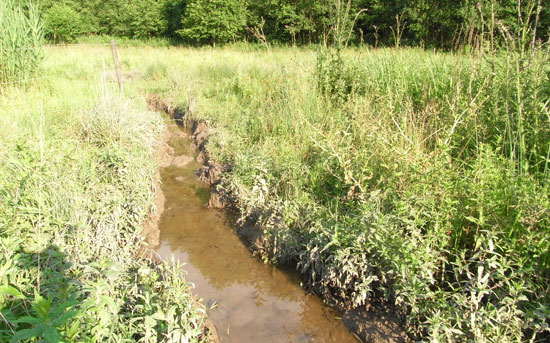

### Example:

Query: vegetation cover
xmin=0 ymin=0 xmax=43 ymax=85
xmin=37 ymin=0 xmax=549 ymax=47
xmin=140 ymin=4 xmax=549 ymax=340
xmin=1 ymin=0 xmax=549 ymax=342
xmin=0 ymin=70 xmax=209 ymax=343
xmin=0 ymin=2 xmax=209 ymax=340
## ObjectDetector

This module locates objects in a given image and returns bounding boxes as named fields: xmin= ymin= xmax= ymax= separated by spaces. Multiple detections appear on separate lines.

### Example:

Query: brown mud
xmin=147 ymin=96 xmax=409 ymax=343
xmin=140 ymin=129 xmax=170 ymax=250
xmin=140 ymin=125 xmax=219 ymax=343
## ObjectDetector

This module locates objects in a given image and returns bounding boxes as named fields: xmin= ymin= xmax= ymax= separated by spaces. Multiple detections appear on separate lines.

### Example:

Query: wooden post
xmin=110 ymin=40 xmax=124 ymax=94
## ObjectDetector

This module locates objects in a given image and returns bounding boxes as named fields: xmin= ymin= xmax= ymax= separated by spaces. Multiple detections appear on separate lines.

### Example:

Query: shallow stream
xmin=156 ymin=125 xmax=359 ymax=343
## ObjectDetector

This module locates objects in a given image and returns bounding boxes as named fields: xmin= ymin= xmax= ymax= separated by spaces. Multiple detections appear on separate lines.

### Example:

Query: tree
xmin=43 ymin=2 xmax=83 ymax=42
xmin=85 ymin=0 xmax=167 ymax=38
xmin=247 ymin=0 xmax=332 ymax=45
xmin=401 ymin=0 xmax=464 ymax=48
xmin=177 ymin=0 xmax=246 ymax=45
xmin=124 ymin=0 xmax=167 ymax=38
xmin=163 ymin=0 xmax=188 ymax=38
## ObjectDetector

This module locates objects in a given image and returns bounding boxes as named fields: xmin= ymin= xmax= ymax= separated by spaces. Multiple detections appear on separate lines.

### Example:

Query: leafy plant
xmin=43 ymin=2 xmax=83 ymax=43
xmin=177 ymin=0 xmax=247 ymax=46
xmin=11 ymin=292 xmax=78 ymax=343
xmin=315 ymin=49 xmax=366 ymax=104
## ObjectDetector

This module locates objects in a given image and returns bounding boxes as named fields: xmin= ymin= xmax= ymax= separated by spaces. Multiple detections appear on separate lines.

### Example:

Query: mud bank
xmin=140 ymin=110 xmax=219 ymax=343
xmin=140 ymin=129 xmax=170 ymax=250
xmin=147 ymin=95 xmax=409 ymax=343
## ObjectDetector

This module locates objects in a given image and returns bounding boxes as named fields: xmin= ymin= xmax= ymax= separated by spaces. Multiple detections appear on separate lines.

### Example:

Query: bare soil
xmin=140 ymin=100 xmax=220 ymax=343
xmin=140 ymin=129 xmax=171 ymax=250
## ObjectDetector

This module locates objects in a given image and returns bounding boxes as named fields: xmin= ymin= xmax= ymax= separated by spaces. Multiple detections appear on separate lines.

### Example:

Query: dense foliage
xmin=38 ymin=0 xmax=549 ymax=47
xmin=40 ymin=0 xmax=167 ymax=41
xmin=177 ymin=0 xmax=246 ymax=46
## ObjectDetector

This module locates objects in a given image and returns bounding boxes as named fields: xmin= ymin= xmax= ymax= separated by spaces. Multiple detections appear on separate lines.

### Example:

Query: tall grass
xmin=0 ymin=47 xmax=209 ymax=341
xmin=2 ymin=37 xmax=546 ymax=341
xmin=0 ymin=0 xmax=44 ymax=86
xmin=134 ymin=42 xmax=549 ymax=341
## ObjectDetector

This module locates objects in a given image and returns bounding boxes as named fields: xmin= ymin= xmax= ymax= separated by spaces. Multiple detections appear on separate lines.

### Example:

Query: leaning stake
xmin=110 ymin=40 xmax=124 ymax=94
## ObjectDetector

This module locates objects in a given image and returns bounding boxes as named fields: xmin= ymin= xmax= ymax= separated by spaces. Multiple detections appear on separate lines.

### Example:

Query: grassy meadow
xmin=1 ymin=41 xmax=549 ymax=342
xmin=132 ymin=45 xmax=550 ymax=342
xmin=0 ymin=46 xmax=208 ymax=342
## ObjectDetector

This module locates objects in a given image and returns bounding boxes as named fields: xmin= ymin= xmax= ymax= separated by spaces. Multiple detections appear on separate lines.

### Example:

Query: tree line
xmin=39 ymin=0 xmax=549 ymax=48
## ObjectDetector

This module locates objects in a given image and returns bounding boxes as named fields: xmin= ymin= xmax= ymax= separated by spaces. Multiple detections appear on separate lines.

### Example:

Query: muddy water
xmin=156 ymin=126 xmax=359 ymax=343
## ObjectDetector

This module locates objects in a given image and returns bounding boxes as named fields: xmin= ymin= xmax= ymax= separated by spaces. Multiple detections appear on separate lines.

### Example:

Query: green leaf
xmin=51 ymin=298 xmax=78 ymax=317
xmin=13 ymin=315 xmax=42 ymax=325
xmin=43 ymin=325 xmax=61 ymax=343
xmin=464 ymin=216 xmax=480 ymax=225
xmin=51 ymin=310 xmax=79 ymax=327
xmin=100 ymin=295 xmax=118 ymax=313
xmin=0 ymin=285 xmax=24 ymax=299
xmin=10 ymin=327 xmax=41 ymax=342
xmin=151 ymin=311 xmax=166 ymax=321
xmin=65 ymin=318 xmax=80 ymax=339
xmin=32 ymin=294 xmax=51 ymax=320
xmin=0 ymin=259 xmax=14 ymax=279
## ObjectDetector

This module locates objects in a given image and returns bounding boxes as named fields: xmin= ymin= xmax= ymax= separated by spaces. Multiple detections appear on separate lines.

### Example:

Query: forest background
xmin=38 ymin=0 xmax=550 ymax=48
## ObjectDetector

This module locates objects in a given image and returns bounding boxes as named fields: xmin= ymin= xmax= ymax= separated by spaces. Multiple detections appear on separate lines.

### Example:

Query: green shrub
xmin=43 ymin=3 xmax=84 ymax=43
xmin=315 ymin=48 xmax=366 ymax=105
xmin=164 ymin=44 xmax=549 ymax=342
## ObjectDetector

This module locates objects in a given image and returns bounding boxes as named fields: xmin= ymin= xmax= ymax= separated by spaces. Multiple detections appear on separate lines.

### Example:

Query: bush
xmin=177 ymin=0 xmax=246 ymax=46
xmin=43 ymin=3 xmax=83 ymax=43
xmin=315 ymin=48 xmax=366 ymax=104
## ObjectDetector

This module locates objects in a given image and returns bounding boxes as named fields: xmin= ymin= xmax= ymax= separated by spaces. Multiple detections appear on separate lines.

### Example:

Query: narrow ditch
xmin=147 ymin=97 xmax=408 ymax=343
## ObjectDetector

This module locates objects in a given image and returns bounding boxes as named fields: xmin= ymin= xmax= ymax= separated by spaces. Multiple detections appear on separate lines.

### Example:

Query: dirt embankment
xmin=147 ymin=96 xmax=232 ymax=210
xmin=146 ymin=95 xmax=409 ymax=343
xmin=140 ymin=98 xmax=219 ymax=343
xmin=140 ymin=129 xmax=170 ymax=250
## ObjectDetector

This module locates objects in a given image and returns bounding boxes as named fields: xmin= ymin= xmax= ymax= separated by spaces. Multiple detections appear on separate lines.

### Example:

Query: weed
xmin=148 ymin=42 xmax=549 ymax=342
xmin=2 ymin=33 xmax=549 ymax=342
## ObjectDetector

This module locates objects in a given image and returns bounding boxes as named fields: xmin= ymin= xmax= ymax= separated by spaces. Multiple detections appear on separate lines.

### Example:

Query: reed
xmin=0 ymin=0 xmax=44 ymax=87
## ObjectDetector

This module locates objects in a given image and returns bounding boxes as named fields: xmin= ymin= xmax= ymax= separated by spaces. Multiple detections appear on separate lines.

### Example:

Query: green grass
xmin=0 ymin=46 xmax=208 ymax=342
xmin=75 ymin=35 xmax=174 ymax=48
xmin=1 ymin=41 xmax=548 ymax=342
xmin=128 ymin=44 xmax=549 ymax=342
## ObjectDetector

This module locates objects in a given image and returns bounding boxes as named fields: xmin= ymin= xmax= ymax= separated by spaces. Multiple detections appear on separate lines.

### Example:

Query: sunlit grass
xmin=0 ymin=46 xmax=208 ymax=342
xmin=124 ymin=44 xmax=549 ymax=342
xmin=1 ymin=42 xmax=548 ymax=342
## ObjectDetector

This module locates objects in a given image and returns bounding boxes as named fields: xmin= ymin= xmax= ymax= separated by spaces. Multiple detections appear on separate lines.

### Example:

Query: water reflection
xmin=157 ymin=130 xmax=358 ymax=343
